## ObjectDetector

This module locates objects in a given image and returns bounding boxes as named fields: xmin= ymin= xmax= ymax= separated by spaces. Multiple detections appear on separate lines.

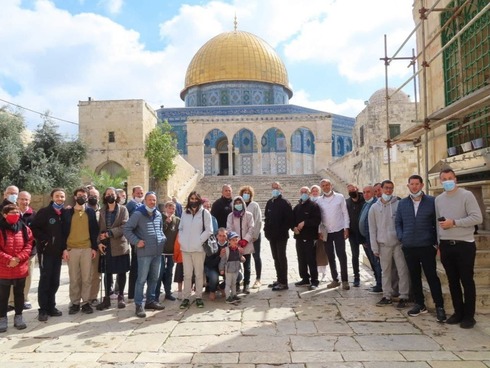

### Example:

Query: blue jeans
xmin=204 ymin=266 xmax=220 ymax=292
xmin=155 ymin=255 xmax=174 ymax=300
xmin=135 ymin=255 xmax=161 ymax=306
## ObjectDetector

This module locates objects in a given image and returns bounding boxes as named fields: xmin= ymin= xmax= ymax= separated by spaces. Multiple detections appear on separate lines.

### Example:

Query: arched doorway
xmin=261 ymin=128 xmax=287 ymax=175
xmin=232 ymin=128 xmax=258 ymax=175
xmin=204 ymin=129 xmax=229 ymax=175
xmin=291 ymin=128 xmax=315 ymax=174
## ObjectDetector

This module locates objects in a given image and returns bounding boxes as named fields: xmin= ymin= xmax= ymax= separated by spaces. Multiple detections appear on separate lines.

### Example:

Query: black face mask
xmin=88 ymin=197 xmax=98 ymax=206
xmin=76 ymin=197 xmax=87 ymax=205
xmin=105 ymin=196 xmax=116 ymax=204
xmin=348 ymin=192 xmax=358 ymax=199
xmin=189 ymin=201 xmax=199 ymax=208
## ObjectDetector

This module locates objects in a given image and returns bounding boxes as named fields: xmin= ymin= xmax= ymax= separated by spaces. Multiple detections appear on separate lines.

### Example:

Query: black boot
xmin=96 ymin=296 xmax=111 ymax=311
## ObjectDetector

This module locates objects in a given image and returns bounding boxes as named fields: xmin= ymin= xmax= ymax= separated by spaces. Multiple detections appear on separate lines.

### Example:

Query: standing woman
xmin=226 ymin=196 xmax=254 ymax=293
xmin=0 ymin=204 xmax=33 ymax=332
xmin=239 ymin=186 xmax=262 ymax=289
xmin=96 ymin=187 xmax=130 ymax=310
xmin=311 ymin=185 xmax=328 ymax=282
xmin=179 ymin=191 xmax=212 ymax=309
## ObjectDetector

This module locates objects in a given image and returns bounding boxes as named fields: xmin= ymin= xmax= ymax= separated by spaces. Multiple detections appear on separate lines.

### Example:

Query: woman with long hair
xmin=178 ymin=191 xmax=213 ymax=309
xmin=96 ymin=187 xmax=130 ymax=310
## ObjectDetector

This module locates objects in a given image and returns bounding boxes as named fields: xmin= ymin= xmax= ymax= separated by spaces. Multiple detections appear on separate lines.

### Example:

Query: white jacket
xmin=179 ymin=207 xmax=213 ymax=253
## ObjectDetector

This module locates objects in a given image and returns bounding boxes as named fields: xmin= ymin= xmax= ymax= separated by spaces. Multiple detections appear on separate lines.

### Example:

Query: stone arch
xmin=96 ymin=160 xmax=125 ymax=176
xmin=290 ymin=128 xmax=315 ymax=174
xmin=203 ymin=128 xmax=230 ymax=176
xmin=232 ymin=128 xmax=258 ymax=175
xmin=261 ymin=127 xmax=287 ymax=175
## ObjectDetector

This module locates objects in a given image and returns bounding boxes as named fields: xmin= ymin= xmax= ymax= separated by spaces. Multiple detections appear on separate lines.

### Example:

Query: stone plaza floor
xmin=1 ymin=235 xmax=489 ymax=367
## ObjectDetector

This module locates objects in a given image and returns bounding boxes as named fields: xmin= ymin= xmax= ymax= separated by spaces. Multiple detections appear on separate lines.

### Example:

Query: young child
xmin=219 ymin=232 xmax=245 ymax=304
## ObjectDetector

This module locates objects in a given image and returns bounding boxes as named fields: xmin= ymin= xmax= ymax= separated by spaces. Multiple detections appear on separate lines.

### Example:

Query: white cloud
xmin=99 ymin=0 xmax=123 ymax=15
xmin=0 ymin=0 xmax=416 ymax=136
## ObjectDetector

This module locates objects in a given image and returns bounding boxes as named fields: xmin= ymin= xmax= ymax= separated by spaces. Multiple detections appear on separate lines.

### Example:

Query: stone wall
xmin=78 ymin=99 xmax=157 ymax=192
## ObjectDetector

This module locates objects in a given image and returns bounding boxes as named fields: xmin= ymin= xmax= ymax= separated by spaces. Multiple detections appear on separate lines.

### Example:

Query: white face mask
xmin=410 ymin=190 xmax=423 ymax=199
xmin=134 ymin=196 xmax=144 ymax=203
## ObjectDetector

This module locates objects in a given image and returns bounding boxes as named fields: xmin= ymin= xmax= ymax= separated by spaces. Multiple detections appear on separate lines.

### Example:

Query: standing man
xmin=8 ymin=191 xmax=36 ymax=310
xmin=368 ymin=180 xmax=410 ymax=308
xmin=436 ymin=168 xmax=482 ymax=328
xmin=317 ymin=179 xmax=350 ymax=290
xmin=358 ymin=185 xmax=382 ymax=293
xmin=116 ymin=189 xmax=127 ymax=205
xmin=62 ymin=187 xmax=99 ymax=315
xmin=264 ymin=182 xmax=293 ymax=291
xmin=373 ymin=183 xmax=382 ymax=199
xmin=0 ymin=186 xmax=19 ymax=211
xmin=172 ymin=196 xmax=183 ymax=218
xmin=292 ymin=187 xmax=322 ymax=290
xmin=396 ymin=175 xmax=446 ymax=322
xmin=87 ymin=187 xmax=102 ymax=306
xmin=30 ymin=188 xmax=66 ymax=321
xmin=346 ymin=183 xmax=365 ymax=287
xmin=126 ymin=185 xmax=145 ymax=300
xmin=211 ymin=184 xmax=233 ymax=228
xmin=124 ymin=192 xmax=166 ymax=318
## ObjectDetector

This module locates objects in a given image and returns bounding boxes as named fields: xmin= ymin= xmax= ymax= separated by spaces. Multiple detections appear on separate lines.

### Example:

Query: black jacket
xmin=264 ymin=195 xmax=293 ymax=241
xmin=30 ymin=202 xmax=65 ymax=257
xmin=211 ymin=196 xmax=233 ymax=228
xmin=346 ymin=193 xmax=365 ymax=235
xmin=292 ymin=199 xmax=321 ymax=240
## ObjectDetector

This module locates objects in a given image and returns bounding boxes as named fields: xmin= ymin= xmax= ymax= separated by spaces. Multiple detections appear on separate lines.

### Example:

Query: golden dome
xmin=181 ymin=30 xmax=292 ymax=99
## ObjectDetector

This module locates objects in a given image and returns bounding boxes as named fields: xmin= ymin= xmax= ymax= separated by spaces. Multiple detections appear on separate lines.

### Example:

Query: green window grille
xmin=389 ymin=124 xmax=401 ymax=140
xmin=441 ymin=0 xmax=489 ymax=149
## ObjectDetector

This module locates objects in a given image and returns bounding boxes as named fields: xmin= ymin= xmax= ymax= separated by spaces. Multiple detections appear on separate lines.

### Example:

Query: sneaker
xmin=23 ymin=302 xmax=32 ymax=310
xmin=179 ymin=299 xmax=190 ymax=309
xmin=14 ymin=314 xmax=26 ymax=330
xmin=272 ymin=283 xmax=289 ymax=291
xmin=81 ymin=303 xmax=94 ymax=314
xmin=69 ymin=304 xmax=80 ymax=315
xmin=48 ymin=308 xmax=63 ymax=317
xmin=225 ymin=296 xmax=234 ymax=304
xmin=342 ymin=281 xmax=350 ymax=290
xmin=326 ymin=280 xmax=340 ymax=289
xmin=96 ymin=296 xmax=111 ymax=311
xmin=243 ymin=285 xmax=250 ymax=294
xmin=195 ymin=298 xmax=204 ymax=308
xmin=436 ymin=307 xmax=447 ymax=323
xmin=396 ymin=299 xmax=408 ymax=309
xmin=232 ymin=295 xmax=241 ymax=302
xmin=295 ymin=280 xmax=310 ymax=287
xmin=268 ymin=281 xmax=279 ymax=288
xmin=135 ymin=304 xmax=146 ymax=318
xmin=353 ymin=278 xmax=360 ymax=287
xmin=308 ymin=284 xmax=318 ymax=291
xmin=145 ymin=301 xmax=165 ymax=310
xmin=165 ymin=294 xmax=176 ymax=301
xmin=445 ymin=313 xmax=463 ymax=325
xmin=252 ymin=279 xmax=261 ymax=288
xmin=460 ymin=318 xmax=476 ymax=329
xmin=376 ymin=297 xmax=392 ymax=307
xmin=38 ymin=311 xmax=49 ymax=322
xmin=408 ymin=304 xmax=428 ymax=317
xmin=0 ymin=316 xmax=7 ymax=332
xmin=368 ymin=286 xmax=383 ymax=294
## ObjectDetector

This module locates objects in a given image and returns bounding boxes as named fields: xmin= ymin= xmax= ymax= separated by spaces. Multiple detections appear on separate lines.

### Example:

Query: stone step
xmin=424 ymin=284 xmax=490 ymax=314
xmin=476 ymin=233 xmax=490 ymax=250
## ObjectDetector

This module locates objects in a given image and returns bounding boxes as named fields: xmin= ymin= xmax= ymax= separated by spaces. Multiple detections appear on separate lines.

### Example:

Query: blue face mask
xmin=381 ymin=194 xmax=392 ymax=202
xmin=300 ymin=193 xmax=309 ymax=202
xmin=310 ymin=196 xmax=319 ymax=202
xmin=442 ymin=180 xmax=456 ymax=192
xmin=234 ymin=204 xmax=243 ymax=211
xmin=7 ymin=194 xmax=18 ymax=204
xmin=52 ymin=202 xmax=64 ymax=210
xmin=242 ymin=193 xmax=250 ymax=202
xmin=272 ymin=189 xmax=281 ymax=198
xmin=145 ymin=205 xmax=156 ymax=213
xmin=365 ymin=197 xmax=374 ymax=203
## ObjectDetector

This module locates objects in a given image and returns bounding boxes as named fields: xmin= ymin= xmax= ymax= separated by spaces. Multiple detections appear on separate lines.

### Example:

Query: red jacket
xmin=0 ymin=224 xmax=33 ymax=279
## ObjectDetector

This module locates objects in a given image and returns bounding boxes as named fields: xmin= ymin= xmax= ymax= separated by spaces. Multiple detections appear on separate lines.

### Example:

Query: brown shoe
xmin=117 ymin=295 xmax=126 ymax=309
xmin=342 ymin=282 xmax=350 ymax=290
xmin=326 ymin=280 xmax=340 ymax=289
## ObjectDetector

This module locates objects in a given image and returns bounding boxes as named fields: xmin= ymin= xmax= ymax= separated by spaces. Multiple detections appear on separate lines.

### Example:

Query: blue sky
xmin=1 ymin=0 xmax=416 ymax=136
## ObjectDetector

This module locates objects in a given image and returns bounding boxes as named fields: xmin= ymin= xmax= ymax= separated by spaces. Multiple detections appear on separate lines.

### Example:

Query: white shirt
xmin=317 ymin=192 xmax=350 ymax=233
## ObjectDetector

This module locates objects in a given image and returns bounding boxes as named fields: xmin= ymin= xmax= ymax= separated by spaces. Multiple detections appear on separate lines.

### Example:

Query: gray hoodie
xmin=367 ymin=196 xmax=400 ymax=254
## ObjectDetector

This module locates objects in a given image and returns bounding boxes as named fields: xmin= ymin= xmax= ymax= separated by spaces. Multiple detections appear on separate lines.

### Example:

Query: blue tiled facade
xmin=156 ymin=104 xmax=353 ymax=157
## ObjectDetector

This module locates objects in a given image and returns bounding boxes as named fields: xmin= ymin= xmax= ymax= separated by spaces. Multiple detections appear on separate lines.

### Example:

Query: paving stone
xmin=400 ymin=351 xmax=460 ymax=361
xmin=239 ymin=351 xmax=291 ymax=364
xmin=242 ymin=306 xmax=297 ymax=322
xmin=65 ymin=352 xmax=103 ymax=362
xmin=342 ymin=350 xmax=406 ymax=361
xmin=363 ymin=362 xmax=430 ymax=368
xmin=171 ymin=321 xmax=241 ymax=336
xmin=355 ymin=334 xmax=442 ymax=351
xmin=290 ymin=335 xmax=336 ymax=351
xmin=424 ymin=362 xmax=487 ymax=368
xmin=349 ymin=321 xmax=420 ymax=334
xmin=192 ymin=352 xmax=239 ymax=363
xmin=134 ymin=352 xmax=193 ymax=363
xmin=290 ymin=351 xmax=344 ymax=363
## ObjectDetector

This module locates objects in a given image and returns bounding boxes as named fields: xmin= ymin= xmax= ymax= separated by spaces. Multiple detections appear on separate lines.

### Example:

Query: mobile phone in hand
xmin=438 ymin=217 xmax=446 ymax=221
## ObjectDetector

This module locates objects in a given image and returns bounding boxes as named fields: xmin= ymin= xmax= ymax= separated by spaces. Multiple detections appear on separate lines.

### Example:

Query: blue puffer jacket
xmin=123 ymin=206 xmax=166 ymax=257
xmin=395 ymin=194 xmax=437 ymax=248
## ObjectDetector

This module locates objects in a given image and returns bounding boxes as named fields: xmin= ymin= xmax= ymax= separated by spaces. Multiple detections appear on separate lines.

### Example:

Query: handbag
xmin=201 ymin=211 xmax=218 ymax=257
